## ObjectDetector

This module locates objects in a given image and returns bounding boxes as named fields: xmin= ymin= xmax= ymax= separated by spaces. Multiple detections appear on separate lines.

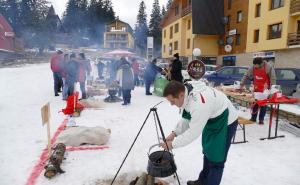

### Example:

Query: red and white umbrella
xmin=103 ymin=49 xmax=135 ymax=57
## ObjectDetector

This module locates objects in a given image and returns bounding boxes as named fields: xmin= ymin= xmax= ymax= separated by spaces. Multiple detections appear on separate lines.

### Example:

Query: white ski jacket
xmin=172 ymin=81 xmax=238 ymax=149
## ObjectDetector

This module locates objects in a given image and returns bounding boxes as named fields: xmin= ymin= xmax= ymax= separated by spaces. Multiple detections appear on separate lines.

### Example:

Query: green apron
xmin=182 ymin=109 xmax=229 ymax=163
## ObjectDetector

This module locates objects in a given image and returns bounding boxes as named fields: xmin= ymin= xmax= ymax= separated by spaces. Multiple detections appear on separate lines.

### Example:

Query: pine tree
xmin=167 ymin=0 xmax=173 ymax=10
xmin=63 ymin=0 xmax=80 ymax=33
xmin=134 ymin=1 xmax=148 ymax=57
xmin=43 ymin=5 xmax=58 ymax=48
xmin=161 ymin=5 xmax=166 ymax=17
xmin=149 ymin=0 xmax=162 ymax=57
xmin=103 ymin=0 xmax=115 ymax=22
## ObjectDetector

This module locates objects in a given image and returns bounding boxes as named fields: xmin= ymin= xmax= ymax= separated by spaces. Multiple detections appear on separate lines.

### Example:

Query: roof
xmin=106 ymin=19 xmax=133 ymax=34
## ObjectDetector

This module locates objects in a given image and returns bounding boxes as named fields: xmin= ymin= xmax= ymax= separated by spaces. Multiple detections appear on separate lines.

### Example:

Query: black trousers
xmin=53 ymin=72 xmax=62 ymax=94
xmin=198 ymin=120 xmax=238 ymax=185
xmin=122 ymin=89 xmax=131 ymax=104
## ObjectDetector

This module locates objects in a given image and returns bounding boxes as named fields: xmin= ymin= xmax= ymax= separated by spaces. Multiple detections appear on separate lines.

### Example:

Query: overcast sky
xmin=49 ymin=0 xmax=169 ymax=28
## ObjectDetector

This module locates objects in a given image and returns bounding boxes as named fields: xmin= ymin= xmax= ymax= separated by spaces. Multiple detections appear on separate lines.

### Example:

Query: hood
xmin=189 ymin=80 xmax=208 ymax=93
xmin=180 ymin=80 xmax=208 ymax=109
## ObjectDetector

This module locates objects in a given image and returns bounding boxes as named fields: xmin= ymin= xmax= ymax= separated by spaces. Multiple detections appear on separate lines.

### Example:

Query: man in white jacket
xmin=161 ymin=81 xmax=238 ymax=185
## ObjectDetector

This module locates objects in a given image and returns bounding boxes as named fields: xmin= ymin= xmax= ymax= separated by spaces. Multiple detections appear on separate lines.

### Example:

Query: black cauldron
xmin=147 ymin=144 xmax=177 ymax=177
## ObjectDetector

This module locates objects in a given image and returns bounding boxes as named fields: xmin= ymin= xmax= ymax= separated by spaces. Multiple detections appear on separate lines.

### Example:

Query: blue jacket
xmin=144 ymin=63 xmax=162 ymax=82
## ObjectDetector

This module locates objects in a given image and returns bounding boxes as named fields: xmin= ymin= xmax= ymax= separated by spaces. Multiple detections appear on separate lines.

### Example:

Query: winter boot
xmin=258 ymin=120 xmax=264 ymax=125
xmin=187 ymin=180 xmax=202 ymax=185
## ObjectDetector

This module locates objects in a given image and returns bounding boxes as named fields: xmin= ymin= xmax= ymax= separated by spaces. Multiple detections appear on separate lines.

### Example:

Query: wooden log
xmin=146 ymin=175 xmax=155 ymax=185
xmin=135 ymin=172 xmax=148 ymax=185
xmin=44 ymin=143 xmax=66 ymax=178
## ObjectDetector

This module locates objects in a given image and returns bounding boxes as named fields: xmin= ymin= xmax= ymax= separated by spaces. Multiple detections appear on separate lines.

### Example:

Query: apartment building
xmin=161 ymin=0 xmax=224 ymax=65
xmin=246 ymin=0 xmax=300 ymax=68
xmin=104 ymin=19 xmax=134 ymax=49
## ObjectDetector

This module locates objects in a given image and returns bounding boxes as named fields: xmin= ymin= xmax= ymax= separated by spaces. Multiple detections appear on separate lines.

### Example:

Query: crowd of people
xmin=51 ymin=50 xmax=185 ymax=106
xmin=50 ymin=50 xmax=91 ymax=100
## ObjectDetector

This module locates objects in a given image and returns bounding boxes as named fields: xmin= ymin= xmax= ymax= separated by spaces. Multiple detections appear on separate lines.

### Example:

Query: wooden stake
xmin=46 ymin=121 xmax=52 ymax=157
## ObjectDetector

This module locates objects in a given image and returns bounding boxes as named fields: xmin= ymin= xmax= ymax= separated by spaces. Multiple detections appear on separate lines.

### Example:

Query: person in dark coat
xmin=50 ymin=50 xmax=64 ymax=96
xmin=96 ymin=60 xmax=105 ymax=79
xmin=77 ymin=53 xmax=91 ymax=99
xmin=66 ymin=53 xmax=78 ymax=97
xmin=171 ymin=53 xmax=183 ymax=83
xmin=116 ymin=62 xmax=134 ymax=105
xmin=144 ymin=58 xmax=162 ymax=95
xmin=61 ymin=54 xmax=69 ymax=100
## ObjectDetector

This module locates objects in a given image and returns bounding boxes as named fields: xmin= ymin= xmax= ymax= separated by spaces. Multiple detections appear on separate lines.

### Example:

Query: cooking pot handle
xmin=147 ymin=144 xmax=161 ymax=156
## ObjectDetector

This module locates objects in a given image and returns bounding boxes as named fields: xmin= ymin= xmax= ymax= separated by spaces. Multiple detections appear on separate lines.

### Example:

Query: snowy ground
xmin=0 ymin=63 xmax=299 ymax=185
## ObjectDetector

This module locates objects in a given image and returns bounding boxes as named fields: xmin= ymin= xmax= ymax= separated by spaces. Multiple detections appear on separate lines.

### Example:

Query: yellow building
xmin=161 ymin=0 xmax=220 ymax=65
xmin=104 ymin=19 xmax=135 ymax=49
xmin=246 ymin=0 xmax=300 ymax=67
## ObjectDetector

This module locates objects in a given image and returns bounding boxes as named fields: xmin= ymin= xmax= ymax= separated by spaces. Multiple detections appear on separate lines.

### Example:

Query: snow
xmin=0 ymin=63 xmax=300 ymax=185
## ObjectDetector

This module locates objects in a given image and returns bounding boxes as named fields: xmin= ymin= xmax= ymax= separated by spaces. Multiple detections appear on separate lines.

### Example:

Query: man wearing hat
xmin=240 ymin=57 xmax=276 ymax=124
xmin=171 ymin=53 xmax=183 ymax=83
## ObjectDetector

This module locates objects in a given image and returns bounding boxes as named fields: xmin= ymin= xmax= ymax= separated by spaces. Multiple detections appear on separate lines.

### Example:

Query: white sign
xmin=253 ymin=51 xmax=275 ymax=58
xmin=41 ymin=102 xmax=50 ymax=125
xmin=225 ymin=45 xmax=232 ymax=52
xmin=147 ymin=37 xmax=154 ymax=49
xmin=5 ymin=32 xmax=15 ymax=37
xmin=228 ymin=29 xmax=237 ymax=36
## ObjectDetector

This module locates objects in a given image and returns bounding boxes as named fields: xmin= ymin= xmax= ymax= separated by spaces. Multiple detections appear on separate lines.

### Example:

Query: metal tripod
xmin=111 ymin=103 xmax=181 ymax=185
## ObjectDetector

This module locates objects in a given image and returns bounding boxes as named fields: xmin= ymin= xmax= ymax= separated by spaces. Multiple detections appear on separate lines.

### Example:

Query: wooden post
xmin=41 ymin=102 xmax=51 ymax=157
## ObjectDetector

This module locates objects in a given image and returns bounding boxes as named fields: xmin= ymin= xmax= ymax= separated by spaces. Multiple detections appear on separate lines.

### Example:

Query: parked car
xmin=205 ymin=65 xmax=217 ymax=75
xmin=203 ymin=66 xmax=300 ymax=95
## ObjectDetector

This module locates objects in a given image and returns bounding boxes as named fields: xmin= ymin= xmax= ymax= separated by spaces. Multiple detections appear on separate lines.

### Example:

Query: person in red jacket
xmin=50 ymin=50 xmax=64 ymax=96
xmin=77 ymin=53 xmax=91 ymax=99
xmin=240 ymin=57 xmax=276 ymax=124
xmin=131 ymin=58 xmax=140 ymax=86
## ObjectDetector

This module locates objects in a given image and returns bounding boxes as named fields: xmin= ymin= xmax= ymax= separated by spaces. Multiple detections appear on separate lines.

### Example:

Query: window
xmin=268 ymin=23 xmax=282 ymax=39
xmin=169 ymin=43 xmax=173 ymax=55
xmin=187 ymin=39 xmax=190 ymax=49
xmin=237 ymin=68 xmax=248 ymax=75
xmin=219 ymin=68 xmax=234 ymax=75
xmin=174 ymin=41 xmax=178 ymax=50
xmin=276 ymin=70 xmax=296 ymax=80
xmin=111 ymin=27 xmax=115 ymax=31
xmin=255 ymin=3 xmax=261 ymax=17
xmin=170 ymin=26 xmax=173 ymax=39
xmin=236 ymin=34 xmax=241 ymax=45
xmin=175 ymin=6 xmax=179 ymax=16
xmin=121 ymin=27 xmax=126 ymax=31
xmin=228 ymin=0 xmax=232 ymax=9
xmin=163 ymin=45 xmax=166 ymax=53
xmin=164 ymin=29 xmax=166 ymax=38
xmin=187 ymin=20 xmax=191 ymax=30
xmin=227 ymin=15 xmax=231 ymax=31
xmin=237 ymin=11 xmax=243 ymax=23
xmin=175 ymin=23 xmax=179 ymax=33
xmin=271 ymin=0 xmax=284 ymax=10
xmin=254 ymin=29 xmax=260 ymax=43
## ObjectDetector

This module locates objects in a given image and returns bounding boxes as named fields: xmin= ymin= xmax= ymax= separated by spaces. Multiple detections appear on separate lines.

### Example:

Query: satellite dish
xmin=193 ymin=48 xmax=201 ymax=57
xmin=226 ymin=37 xmax=233 ymax=44
xmin=217 ymin=39 xmax=225 ymax=45
xmin=225 ymin=45 xmax=232 ymax=53
xmin=222 ymin=17 xmax=229 ymax=24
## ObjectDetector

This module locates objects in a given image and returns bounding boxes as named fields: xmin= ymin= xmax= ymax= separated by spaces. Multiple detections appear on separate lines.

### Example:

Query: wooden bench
xmin=232 ymin=117 xmax=255 ymax=144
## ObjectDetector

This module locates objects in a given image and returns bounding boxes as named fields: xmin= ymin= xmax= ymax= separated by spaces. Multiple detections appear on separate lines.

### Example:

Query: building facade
xmin=0 ymin=14 xmax=15 ymax=52
xmin=218 ymin=0 xmax=250 ymax=66
xmin=104 ymin=19 xmax=134 ymax=50
xmin=162 ymin=0 xmax=300 ymax=68
xmin=161 ymin=0 xmax=222 ymax=65
xmin=246 ymin=0 xmax=300 ymax=68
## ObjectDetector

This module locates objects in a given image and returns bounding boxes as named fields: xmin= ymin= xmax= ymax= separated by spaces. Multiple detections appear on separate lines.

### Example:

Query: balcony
xmin=290 ymin=0 xmax=300 ymax=16
xmin=181 ymin=5 xmax=192 ymax=17
xmin=287 ymin=32 xmax=300 ymax=47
